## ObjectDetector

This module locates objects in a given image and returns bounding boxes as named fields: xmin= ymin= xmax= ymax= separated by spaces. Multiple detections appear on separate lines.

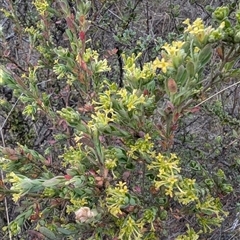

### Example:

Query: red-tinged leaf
xmin=4 ymin=49 xmax=10 ymax=57
xmin=79 ymin=31 xmax=85 ymax=41
xmin=6 ymin=63 xmax=18 ymax=71
xmin=150 ymin=185 xmax=158 ymax=195
xmin=166 ymin=101 xmax=174 ymax=110
xmin=167 ymin=78 xmax=178 ymax=94
xmin=173 ymin=214 xmax=182 ymax=220
xmin=48 ymin=140 xmax=56 ymax=145
xmin=171 ymin=123 xmax=178 ymax=131
xmin=216 ymin=46 xmax=224 ymax=60
xmin=78 ymin=72 xmax=85 ymax=83
xmin=27 ymin=230 xmax=45 ymax=240
xmin=88 ymin=169 xmax=97 ymax=177
xmin=133 ymin=186 xmax=141 ymax=194
xmin=189 ymin=106 xmax=200 ymax=113
xmin=66 ymin=16 xmax=74 ymax=30
xmin=0 ymin=180 xmax=5 ymax=201
xmin=107 ymin=48 xmax=118 ymax=55
xmin=122 ymin=171 xmax=131 ymax=181
xmin=173 ymin=112 xmax=181 ymax=123
xmin=58 ymin=119 xmax=68 ymax=130
xmin=80 ymin=60 xmax=88 ymax=71
xmin=103 ymin=48 xmax=118 ymax=58
xmin=44 ymin=156 xmax=52 ymax=166
xmin=26 ymin=153 xmax=33 ymax=161
xmin=64 ymin=174 xmax=72 ymax=180
xmin=79 ymin=15 xmax=85 ymax=25
xmin=30 ymin=203 xmax=40 ymax=221
xmin=78 ymin=103 xmax=94 ymax=113
xmin=2 ymin=147 xmax=17 ymax=159
xmin=165 ymin=101 xmax=175 ymax=114
xmin=143 ymin=89 xmax=149 ymax=96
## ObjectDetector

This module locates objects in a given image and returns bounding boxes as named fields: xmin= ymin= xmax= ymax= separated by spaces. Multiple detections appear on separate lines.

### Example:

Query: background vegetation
xmin=0 ymin=0 xmax=240 ymax=239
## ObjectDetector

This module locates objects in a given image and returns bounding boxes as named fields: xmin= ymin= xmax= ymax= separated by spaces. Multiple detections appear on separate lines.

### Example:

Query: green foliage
xmin=0 ymin=1 xmax=240 ymax=239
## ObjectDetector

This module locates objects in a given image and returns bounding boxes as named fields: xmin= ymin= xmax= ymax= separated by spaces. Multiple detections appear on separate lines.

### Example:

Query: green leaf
xmin=198 ymin=44 xmax=212 ymax=67
xmin=224 ymin=61 xmax=235 ymax=72
xmin=228 ymin=68 xmax=240 ymax=77
xmin=24 ymin=208 xmax=33 ymax=219
xmin=129 ymin=197 xmax=136 ymax=205
xmin=39 ymin=227 xmax=57 ymax=240
xmin=65 ymin=29 xmax=74 ymax=42
xmin=57 ymin=227 xmax=74 ymax=235
xmin=43 ymin=176 xmax=65 ymax=187
xmin=176 ymin=65 xmax=188 ymax=85
xmin=232 ymin=129 xmax=238 ymax=138
xmin=16 ymin=217 xmax=25 ymax=226
xmin=182 ymin=42 xmax=191 ymax=55
xmin=186 ymin=61 xmax=195 ymax=78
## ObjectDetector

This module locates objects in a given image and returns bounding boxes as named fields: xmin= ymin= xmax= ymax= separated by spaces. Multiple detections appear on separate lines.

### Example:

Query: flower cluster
xmin=123 ymin=53 xmax=156 ymax=88
xmin=62 ymin=145 xmax=85 ymax=167
xmin=153 ymin=57 xmax=172 ymax=73
xmin=127 ymin=133 xmax=154 ymax=159
xmin=147 ymin=153 xmax=181 ymax=197
xmin=148 ymin=153 xmax=198 ymax=205
xmin=118 ymin=88 xmax=146 ymax=111
xmin=81 ymin=48 xmax=111 ymax=73
xmin=183 ymin=18 xmax=213 ymax=45
xmin=7 ymin=172 xmax=23 ymax=202
xmin=104 ymin=148 xmax=119 ymax=170
xmin=106 ymin=181 xmax=128 ymax=217
xmin=33 ymin=0 xmax=49 ymax=15
xmin=7 ymin=172 xmax=44 ymax=202
xmin=118 ymin=216 xmax=144 ymax=239
xmin=89 ymin=83 xmax=153 ymax=131
xmin=196 ymin=196 xmax=228 ymax=233
xmin=175 ymin=178 xmax=198 ymax=205
xmin=153 ymin=40 xmax=186 ymax=70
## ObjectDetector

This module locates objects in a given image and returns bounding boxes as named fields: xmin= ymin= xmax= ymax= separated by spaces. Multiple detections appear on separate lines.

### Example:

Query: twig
xmin=194 ymin=80 xmax=240 ymax=108
xmin=0 ymin=120 xmax=12 ymax=240
xmin=0 ymin=93 xmax=22 ymax=132
xmin=115 ymin=44 xmax=123 ymax=88
xmin=145 ymin=1 xmax=149 ymax=35
xmin=0 ymin=91 xmax=25 ymax=240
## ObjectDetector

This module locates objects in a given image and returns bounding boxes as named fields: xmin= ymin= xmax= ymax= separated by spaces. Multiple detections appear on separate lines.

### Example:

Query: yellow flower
xmin=116 ymin=181 xmax=128 ymax=194
xmin=70 ymin=197 xmax=88 ymax=207
xmin=162 ymin=44 xmax=178 ymax=56
xmin=183 ymin=18 xmax=204 ymax=34
xmin=219 ymin=21 xmax=225 ymax=29
xmin=12 ymin=193 xmax=21 ymax=202
xmin=118 ymin=88 xmax=128 ymax=99
xmin=172 ymin=41 xmax=184 ymax=49
xmin=195 ymin=29 xmax=205 ymax=42
xmin=194 ymin=47 xmax=200 ymax=53
xmin=153 ymin=58 xmax=171 ymax=73
xmin=110 ymin=205 xmax=122 ymax=216
xmin=183 ymin=18 xmax=190 ymax=25
xmin=193 ymin=18 xmax=204 ymax=29
xmin=105 ymin=159 xmax=117 ymax=169
xmin=33 ymin=0 xmax=49 ymax=15
xmin=8 ymin=172 xmax=21 ymax=183
xmin=165 ymin=187 xmax=174 ymax=197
